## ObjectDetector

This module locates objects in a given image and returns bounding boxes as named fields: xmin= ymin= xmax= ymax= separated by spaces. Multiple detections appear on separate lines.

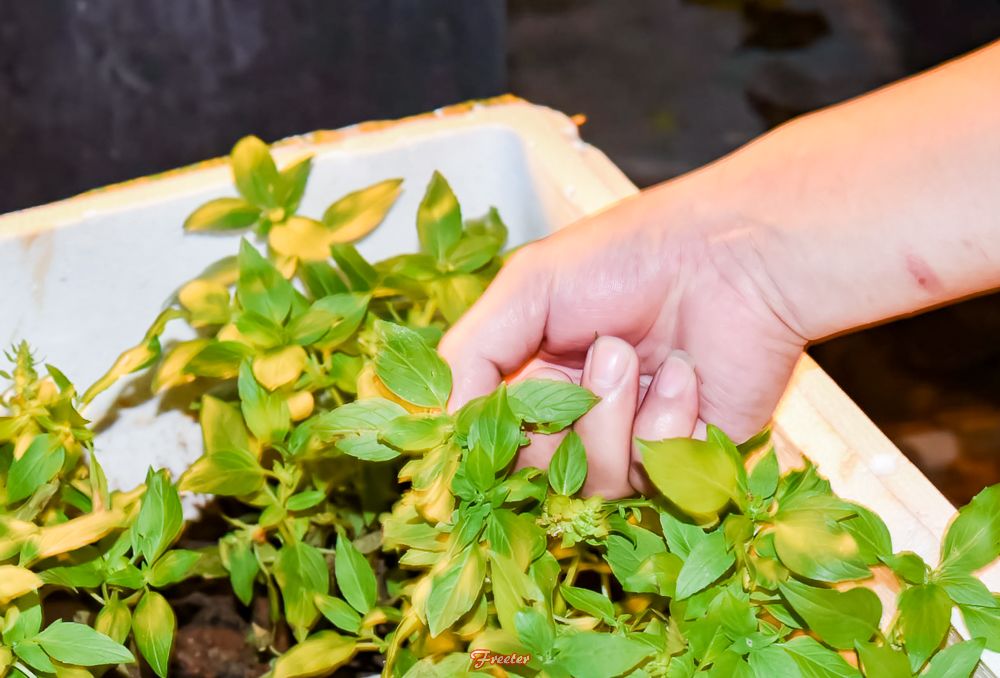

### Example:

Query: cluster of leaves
xmin=2 ymin=136 xmax=999 ymax=678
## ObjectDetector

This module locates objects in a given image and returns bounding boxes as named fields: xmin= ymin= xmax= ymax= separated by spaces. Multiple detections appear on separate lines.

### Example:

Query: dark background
xmin=3 ymin=0 xmax=1000 ymax=504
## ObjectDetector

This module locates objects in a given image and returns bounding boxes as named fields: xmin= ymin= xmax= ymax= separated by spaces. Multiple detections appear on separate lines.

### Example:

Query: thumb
xmin=439 ymin=249 xmax=551 ymax=410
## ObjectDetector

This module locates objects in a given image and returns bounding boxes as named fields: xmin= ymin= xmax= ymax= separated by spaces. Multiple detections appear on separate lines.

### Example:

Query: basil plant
xmin=1 ymin=136 xmax=998 ymax=678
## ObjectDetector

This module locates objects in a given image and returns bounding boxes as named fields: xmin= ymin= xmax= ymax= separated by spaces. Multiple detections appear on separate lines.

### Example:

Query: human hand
xmin=439 ymin=185 xmax=807 ymax=499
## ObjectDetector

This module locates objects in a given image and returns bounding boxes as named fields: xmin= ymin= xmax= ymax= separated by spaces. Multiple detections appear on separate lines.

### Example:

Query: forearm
xmin=690 ymin=39 xmax=1000 ymax=341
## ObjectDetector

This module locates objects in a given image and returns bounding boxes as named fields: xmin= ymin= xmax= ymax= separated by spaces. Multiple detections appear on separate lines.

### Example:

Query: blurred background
xmin=3 ymin=0 xmax=1000 ymax=504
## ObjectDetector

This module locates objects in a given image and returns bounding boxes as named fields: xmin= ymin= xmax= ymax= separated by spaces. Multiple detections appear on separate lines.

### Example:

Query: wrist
xmin=678 ymin=114 xmax=885 ymax=343
xmin=656 ymin=155 xmax=823 ymax=345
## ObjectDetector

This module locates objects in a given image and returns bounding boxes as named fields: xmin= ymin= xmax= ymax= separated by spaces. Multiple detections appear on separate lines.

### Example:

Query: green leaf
xmin=659 ymin=512 xmax=706 ymax=560
xmin=184 ymin=197 xmax=260 ymax=232
xmin=234 ymin=308 xmax=284 ymax=350
xmin=14 ymin=641 xmax=56 ymax=673
xmin=508 ymin=379 xmax=598 ymax=433
xmin=200 ymin=395 xmax=251 ymax=455
xmin=305 ymin=397 xmax=407 ymax=436
xmin=222 ymin=532 xmax=259 ymax=606
xmin=772 ymin=496 xmax=870 ymax=583
xmin=178 ymin=448 xmax=265 ymax=495
xmin=287 ymin=490 xmax=325 ymax=511
xmin=843 ymin=504 xmax=893 ymax=564
xmin=7 ymin=434 xmax=65 ymax=504
xmin=135 ymin=469 xmax=183 ymax=565
xmin=237 ymin=239 xmax=293 ymax=324
xmin=288 ymin=293 xmax=369 ymax=348
xmin=637 ymin=437 xmax=739 ymax=516
xmin=487 ymin=509 xmax=541 ymax=570
xmin=39 ymin=561 xmax=102 ymax=590
xmin=335 ymin=533 xmax=378 ymax=614
xmin=491 ymin=552 xmax=532 ymax=634
xmin=781 ymin=636 xmax=860 ymax=677
xmin=552 ymin=632 xmax=653 ymax=678
xmin=465 ymin=444 xmax=496 ymax=492
xmin=880 ymin=552 xmax=927 ymax=585
xmin=238 ymin=360 xmax=290 ymax=446
xmin=645 ymin=552 xmax=683 ymax=598
xmin=428 ymin=274 xmax=486 ymax=324
xmin=380 ymin=414 xmax=452 ymax=452
xmin=322 ymin=178 xmax=404 ymax=241
xmin=748 ymin=448 xmax=779 ymax=500
xmin=374 ymin=320 xmax=452 ymax=409
xmin=468 ymin=384 xmax=520 ymax=471
xmin=35 ymin=620 xmax=135 ymax=666
xmin=778 ymin=579 xmax=880 ymax=650
xmin=854 ymin=641 xmax=911 ymax=678
xmin=4 ymin=591 xmax=42 ymax=644
xmin=940 ymin=485 xmax=1000 ymax=572
xmin=94 ymin=596 xmax=132 ymax=644
xmin=315 ymin=594 xmax=363 ymax=634
xmin=958 ymin=603 xmax=1000 ymax=651
xmin=711 ymin=651 xmax=755 ymax=678
xmin=276 ymin=155 xmax=313 ymax=213
xmin=605 ymin=524 xmax=667 ymax=594
xmin=425 ymin=545 xmax=486 ymax=637
xmin=560 ymin=584 xmax=616 ymax=625
xmin=274 ymin=542 xmax=330 ymax=640
xmin=231 ymin=135 xmax=279 ymax=208
xmin=707 ymin=424 xmax=748 ymax=499
xmin=515 ymin=607 xmax=555 ymax=655
xmin=897 ymin=583 xmax=952 ymax=672
xmin=272 ymin=631 xmax=356 ymax=678
xmin=133 ymin=590 xmax=175 ymax=678
xmin=417 ymin=172 xmax=462 ymax=262
xmin=331 ymin=244 xmax=378 ymax=291
xmin=299 ymin=261 xmax=349 ymax=297
xmin=183 ymin=340 xmax=253 ymax=378
xmin=921 ymin=638 xmax=986 ymax=678
xmin=748 ymin=645 xmax=800 ymax=677
xmin=675 ymin=530 xmax=734 ymax=600
xmin=936 ymin=569 xmax=997 ymax=607
xmin=465 ymin=205 xmax=508 ymax=242
xmin=336 ymin=431 xmax=401 ymax=462
xmin=105 ymin=560 xmax=145 ymax=589
xmin=548 ymin=431 xmax=587 ymax=496
xmin=445 ymin=234 xmax=503 ymax=273
xmin=148 ymin=549 xmax=201 ymax=588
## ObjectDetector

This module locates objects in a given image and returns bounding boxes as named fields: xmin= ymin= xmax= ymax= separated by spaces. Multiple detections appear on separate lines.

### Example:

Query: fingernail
xmin=589 ymin=337 xmax=628 ymax=388
xmin=656 ymin=350 xmax=695 ymax=398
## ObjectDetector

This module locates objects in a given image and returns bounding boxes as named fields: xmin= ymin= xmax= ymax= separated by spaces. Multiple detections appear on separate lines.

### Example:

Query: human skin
xmin=439 ymin=39 xmax=1000 ymax=500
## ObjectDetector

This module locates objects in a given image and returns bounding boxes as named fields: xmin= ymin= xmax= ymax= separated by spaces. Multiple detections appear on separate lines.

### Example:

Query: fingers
xmin=629 ymin=351 xmax=700 ymax=494
xmin=439 ymin=248 xmax=551 ymax=411
xmin=575 ymin=336 xmax=640 ymax=500
xmin=510 ymin=366 xmax=573 ymax=472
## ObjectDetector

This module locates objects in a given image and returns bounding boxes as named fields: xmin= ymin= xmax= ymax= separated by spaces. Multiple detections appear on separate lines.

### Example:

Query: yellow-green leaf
xmin=133 ymin=590 xmax=175 ymax=678
xmin=323 ymin=178 xmax=403 ymax=242
xmin=252 ymin=345 xmax=308 ymax=391
xmin=637 ymin=437 xmax=738 ymax=516
xmin=426 ymin=545 xmax=486 ymax=637
xmin=0 ymin=565 xmax=42 ymax=603
xmin=272 ymin=631 xmax=356 ymax=678
xmin=231 ymin=136 xmax=279 ymax=208
xmin=178 ymin=448 xmax=264 ymax=496
xmin=178 ymin=279 xmax=231 ymax=326
xmin=183 ymin=197 xmax=260 ymax=232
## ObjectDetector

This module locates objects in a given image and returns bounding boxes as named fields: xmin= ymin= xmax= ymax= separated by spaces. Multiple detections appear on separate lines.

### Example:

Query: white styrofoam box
xmin=0 ymin=100 xmax=633 ymax=492
xmin=0 ymin=99 xmax=996 ymax=672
